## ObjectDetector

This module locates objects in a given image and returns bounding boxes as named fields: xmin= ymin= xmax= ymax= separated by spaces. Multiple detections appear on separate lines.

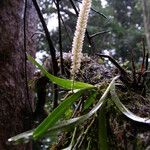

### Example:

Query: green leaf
xmin=110 ymin=84 xmax=150 ymax=124
xmin=33 ymin=89 xmax=86 ymax=139
xmin=27 ymin=55 xmax=94 ymax=90
xmin=8 ymin=76 xmax=119 ymax=144
xmin=98 ymin=104 xmax=109 ymax=150
xmin=46 ymin=76 xmax=119 ymax=133
xmin=83 ymin=91 xmax=98 ymax=110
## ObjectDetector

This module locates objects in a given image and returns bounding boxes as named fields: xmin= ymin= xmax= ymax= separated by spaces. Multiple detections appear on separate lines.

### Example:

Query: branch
xmin=32 ymin=0 xmax=59 ymax=108
xmin=54 ymin=0 xmax=64 ymax=74
xmin=96 ymin=54 xmax=135 ymax=88
xmin=96 ymin=54 xmax=127 ymax=75
xmin=32 ymin=0 xmax=58 ymax=76
xmin=75 ymin=0 xmax=107 ymax=19
xmin=90 ymin=30 xmax=110 ymax=39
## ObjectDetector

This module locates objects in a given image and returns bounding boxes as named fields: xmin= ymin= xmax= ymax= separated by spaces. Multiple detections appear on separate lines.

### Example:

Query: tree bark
xmin=0 ymin=0 xmax=37 ymax=150
xmin=142 ymin=0 xmax=150 ymax=52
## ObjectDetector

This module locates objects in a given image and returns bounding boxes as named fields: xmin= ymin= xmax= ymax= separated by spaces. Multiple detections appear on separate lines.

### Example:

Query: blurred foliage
xmin=37 ymin=0 xmax=145 ymax=63
xmin=8 ymin=56 xmax=150 ymax=149
xmin=105 ymin=0 xmax=144 ymax=62
xmin=7 ymin=1 xmax=150 ymax=150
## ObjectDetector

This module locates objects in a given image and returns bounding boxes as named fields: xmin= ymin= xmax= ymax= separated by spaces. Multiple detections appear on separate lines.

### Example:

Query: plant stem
xmin=98 ymin=103 xmax=109 ymax=150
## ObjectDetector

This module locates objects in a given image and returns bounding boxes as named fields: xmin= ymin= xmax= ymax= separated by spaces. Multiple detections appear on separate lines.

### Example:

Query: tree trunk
xmin=142 ymin=0 xmax=150 ymax=52
xmin=0 ymin=0 xmax=37 ymax=150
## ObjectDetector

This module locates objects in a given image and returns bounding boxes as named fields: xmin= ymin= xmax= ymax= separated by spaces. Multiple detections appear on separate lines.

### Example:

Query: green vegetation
xmin=38 ymin=0 xmax=144 ymax=62
xmin=8 ymin=0 xmax=150 ymax=149
xmin=8 ymin=56 xmax=150 ymax=149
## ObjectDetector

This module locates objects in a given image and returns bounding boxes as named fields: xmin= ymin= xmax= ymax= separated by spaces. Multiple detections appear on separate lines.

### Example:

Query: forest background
xmin=0 ymin=0 xmax=150 ymax=150
xmin=37 ymin=0 xmax=146 ymax=64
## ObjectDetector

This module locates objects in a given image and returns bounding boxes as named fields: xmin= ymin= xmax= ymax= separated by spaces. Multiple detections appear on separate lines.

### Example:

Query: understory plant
xmin=8 ymin=55 xmax=150 ymax=149
xmin=8 ymin=0 xmax=150 ymax=149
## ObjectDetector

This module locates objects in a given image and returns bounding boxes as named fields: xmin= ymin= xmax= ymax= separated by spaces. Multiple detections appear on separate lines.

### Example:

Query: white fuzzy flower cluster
xmin=71 ymin=0 xmax=92 ymax=77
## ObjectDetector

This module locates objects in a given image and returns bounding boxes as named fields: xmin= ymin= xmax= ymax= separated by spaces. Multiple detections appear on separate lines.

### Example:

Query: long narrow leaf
xmin=33 ymin=89 xmax=86 ymax=139
xmin=110 ymin=84 xmax=150 ymax=124
xmin=83 ymin=91 xmax=98 ymax=110
xmin=8 ymin=76 xmax=119 ymax=144
xmin=46 ymin=76 xmax=119 ymax=132
xmin=8 ymin=129 xmax=34 ymax=145
xmin=35 ymin=76 xmax=119 ymax=140
xmin=98 ymin=105 xmax=109 ymax=150
xmin=27 ymin=54 xmax=94 ymax=90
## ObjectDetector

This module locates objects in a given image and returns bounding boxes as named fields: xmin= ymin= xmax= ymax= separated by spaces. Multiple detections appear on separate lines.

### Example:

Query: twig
xmin=32 ymin=0 xmax=58 ymax=108
xmin=138 ymin=38 xmax=146 ymax=84
xmin=74 ymin=0 xmax=107 ymax=19
xmin=54 ymin=0 xmax=64 ymax=74
xmin=141 ymin=38 xmax=146 ymax=73
xmin=78 ymin=117 xmax=95 ymax=148
xmin=51 ymin=7 xmax=72 ymax=43
xmin=90 ymin=30 xmax=110 ymax=39
xmin=145 ymin=53 xmax=149 ymax=71
xmin=60 ymin=16 xmax=72 ymax=44
xmin=141 ymin=51 xmax=149 ymax=96
xmin=141 ymin=53 xmax=149 ymax=77
xmin=24 ymin=0 xmax=33 ymax=114
xmin=96 ymin=54 xmax=133 ymax=87
xmin=96 ymin=54 xmax=127 ymax=75
xmin=131 ymin=49 xmax=137 ymax=84
xmin=72 ymin=99 xmax=83 ymax=118
xmin=32 ymin=0 xmax=58 ymax=75
xmin=90 ymin=7 xmax=107 ymax=19
xmin=72 ymin=117 xmax=95 ymax=149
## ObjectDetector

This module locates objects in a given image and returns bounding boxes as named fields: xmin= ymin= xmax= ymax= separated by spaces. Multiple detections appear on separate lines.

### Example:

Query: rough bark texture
xmin=0 ymin=0 xmax=37 ymax=150
xmin=142 ymin=0 xmax=150 ymax=52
